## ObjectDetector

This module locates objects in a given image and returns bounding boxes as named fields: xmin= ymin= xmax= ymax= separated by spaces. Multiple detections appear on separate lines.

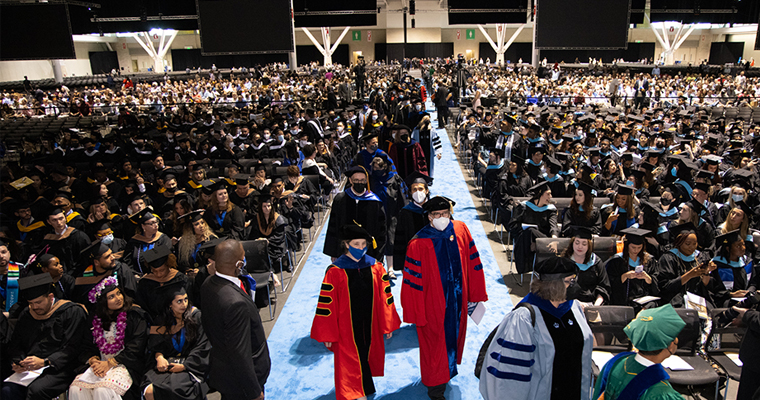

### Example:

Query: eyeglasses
xmin=430 ymin=211 xmax=450 ymax=219
xmin=144 ymin=220 xmax=159 ymax=226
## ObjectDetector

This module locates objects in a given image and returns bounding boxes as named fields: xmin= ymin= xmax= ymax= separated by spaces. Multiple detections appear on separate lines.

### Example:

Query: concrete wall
xmin=0 ymin=41 xmax=102 ymax=81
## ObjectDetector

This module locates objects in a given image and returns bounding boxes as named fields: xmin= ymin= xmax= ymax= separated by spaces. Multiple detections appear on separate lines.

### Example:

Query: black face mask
xmin=352 ymin=183 xmax=367 ymax=193
xmin=565 ymin=282 xmax=582 ymax=301
xmin=400 ymin=133 xmax=410 ymax=142
xmin=660 ymin=197 xmax=672 ymax=206
xmin=166 ymin=186 xmax=177 ymax=193
xmin=656 ymin=142 xmax=665 ymax=148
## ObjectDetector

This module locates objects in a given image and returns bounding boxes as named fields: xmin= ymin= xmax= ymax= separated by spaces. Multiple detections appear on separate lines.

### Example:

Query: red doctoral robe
xmin=401 ymin=220 xmax=488 ymax=387
xmin=311 ymin=256 xmax=401 ymax=400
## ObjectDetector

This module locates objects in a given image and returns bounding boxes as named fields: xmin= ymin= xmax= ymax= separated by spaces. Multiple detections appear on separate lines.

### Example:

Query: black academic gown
xmin=324 ymin=189 xmax=387 ymax=259
xmin=249 ymin=215 xmax=289 ymax=266
xmin=203 ymin=205 xmax=246 ymax=241
xmin=392 ymin=202 xmax=428 ymax=270
xmin=606 ymin=255 xmax=660 ymax=310
xmin=77 ymin=308 xmax=149 ymax=400
xmin=710 ymin=257 xmax=752 ymax=307
xmin=654 ymin=250 xmax=723 ymax=309
xmin=140 ymin=308 xmax=211 ymax=400
xmin=135 ymin=270 xmax=192 ymax=319
xmin=201 ymin=275 xmax=270 ymax=400
xmin=600 ymin=204 xmax=640 ymax=236
xmin=38 ymin=227 xmax=91 ymax=274
xmin=123 ymin=233 xmax=173 ymax=276
xmin=508 ymin=201 xmax=559 ymax=273
xmin=71 ymin=262 xmax=138 ymax=313
xmin=561 ymin=206 xmax=602 ymax=237
xmin=6 ymin=300 xmax=88 ymax=399
xmin=571 ymin=254 xmax=611 ymax=304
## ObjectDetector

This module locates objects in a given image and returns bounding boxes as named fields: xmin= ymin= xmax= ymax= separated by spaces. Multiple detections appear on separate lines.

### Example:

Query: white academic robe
xmin=479 ymin=300 xmax=594 ymax=400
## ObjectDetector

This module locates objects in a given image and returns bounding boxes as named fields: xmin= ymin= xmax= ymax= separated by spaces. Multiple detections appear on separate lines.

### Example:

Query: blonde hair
xmin=177 ymin=219 xmax=217 ymax=268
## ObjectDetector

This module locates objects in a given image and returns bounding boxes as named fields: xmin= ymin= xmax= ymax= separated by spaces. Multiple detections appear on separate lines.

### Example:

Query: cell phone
xmin=635 ymin=265 xmax=644 ymax=274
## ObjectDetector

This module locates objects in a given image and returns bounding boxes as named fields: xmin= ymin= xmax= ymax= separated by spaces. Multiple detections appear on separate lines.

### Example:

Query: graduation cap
xmin=81 ymin=240 xmax=110 ymax=261
xmin=50 ymin=165 xmax=69 ymax=177
xmin=734 ymin=200 xmax=752 ymax=220
xmin=19 ymin=273 xmax=53 ymax=300
xmin=616 ymin=183 xmax=635 ymax=196
xmin=715 ymin=229 xmax=742 ymax=249
xmin=681 ymin=198 xmax=705 ymax=215
xmin=695 ymin=170 xmax=714 ymax=181
xmin=422 ymin=196 xmax=456 ymax=213
xmin=620 ymin=227 xmax=651 ymax=245
xmin=53 ymin=191 xmax=73 ymax=202
xmin=644 ymin=150 xmax=662 ymax=160
xmin=225 ymin=160 xmax=243 ymax=170
xmin=630 ymin=169 xmax=646 ymax=182
xmin=693 ymin=181 xmax=711 ymax=194
xmin=208 ymin=180 xmax=229 ymax=193
xmin=588 ymin=147 xmax=601 ymax=157
xmin=178 ymin=209 xmax=205 ymax=222
xmin=140 ymin=243 xmax=172 ymax=269
xmin=344 ymin=165 xmax=368 ymax=178
xmin=361 ymin=133 xmax=379 ymax=143
xmin=340 ymin=223 xmax=374 ymax=243
xmin=528 ymin=181 xmax=551 ymax=197
xmin=554 ymin=152 xmax=571 ymax=162
xmin=624 ymin=304 xmax=686 ymax=352
xmin=502 ymin=114 xmax=517 ymax=125
xmin=669 ymin=222 xmax=698 ymax=241
xmin=533 ymin=256 xmax=578 ymax=281
xmin=234 ymin=174 xmax=251 ymax=186
xmin=528 ymin=142 xmax=548 ymax=154
xmin=576 ymin=181 xmax=598 ymax=197
xmin=158 ymin=168 xmax=178 ymax=183
xmin=199 ymin=237 xmax=226 ymax=257
xmin=621 ymin=152 xmax=634 ymax=163
xmin=640 ymin=200 xmax=665 ymax=217
xmin=405 ymin=171 xmax=433 ymax=188
xmin=129 ymin=208 xmax=157 ymax=225
xmin=545 ymin=156 xmax=562 ymax=171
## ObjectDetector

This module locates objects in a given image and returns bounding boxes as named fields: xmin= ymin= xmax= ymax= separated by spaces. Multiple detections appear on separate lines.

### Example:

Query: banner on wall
xmin=367 ymin=30 xmax=372 ymax=41
xmin=457 ymin=30 xmax=461 ymax=40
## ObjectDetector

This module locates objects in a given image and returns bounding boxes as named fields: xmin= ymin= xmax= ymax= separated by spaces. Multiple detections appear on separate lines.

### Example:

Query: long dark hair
xmin=94 ymin=285 xmax=134 ymax=325
xmin=157 ymin=293 xmax=199 ymax=345
xmin=570 ymin=190 xmax=594 ymax=220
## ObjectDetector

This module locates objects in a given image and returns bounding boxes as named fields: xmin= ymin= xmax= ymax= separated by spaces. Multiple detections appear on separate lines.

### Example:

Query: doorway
xmin=131 ymin=60 xmax=139 ymax=73
xmin=352 ymin=51 xmax=363 ymax=64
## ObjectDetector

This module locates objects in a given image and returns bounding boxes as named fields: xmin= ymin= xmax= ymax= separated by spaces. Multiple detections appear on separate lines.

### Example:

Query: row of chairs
xmin=584 ymin=305 xmax=744 ymax=399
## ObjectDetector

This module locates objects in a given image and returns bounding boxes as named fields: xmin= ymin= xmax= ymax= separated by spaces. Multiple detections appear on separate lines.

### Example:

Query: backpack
xmin=474 ymin=302 xmax=536 ymax=378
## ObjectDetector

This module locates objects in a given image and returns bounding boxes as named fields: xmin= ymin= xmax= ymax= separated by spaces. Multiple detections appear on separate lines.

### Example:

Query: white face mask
xmin=432 ymin=217 xmax=449 ymax=231
xmin=299 ymin=140 xmax=309 ymax=147
xmin=372 ymin=115 xmax=378 ymax=121
xmin=733 ymin=194 xmax=744 ymax=202
xmin=412 ymin=191 xmax=427 ymax=204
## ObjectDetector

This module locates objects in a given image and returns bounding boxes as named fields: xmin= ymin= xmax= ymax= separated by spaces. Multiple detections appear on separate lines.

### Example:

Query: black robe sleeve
xmin=576 ymin=257 xmax=611 ymax=303
xmin=323 ymin=193 xmax=348 ymax=258
xmin=114 ymin=308 xmax=150 ymax=379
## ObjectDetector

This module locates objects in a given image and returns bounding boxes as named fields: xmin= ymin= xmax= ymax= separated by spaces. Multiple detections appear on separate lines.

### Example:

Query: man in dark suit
xmin=201 ymin=239 xmax=270 ymax=400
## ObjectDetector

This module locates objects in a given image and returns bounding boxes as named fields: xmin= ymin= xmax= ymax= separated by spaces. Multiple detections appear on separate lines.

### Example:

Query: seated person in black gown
xmin=560 ymin=227 xmax=610 ymax=306
xmin=142 ymin=286 xmax=210 ymax=400
xmin=600 ymin=184 xmax=639 ymax=236
xmin=135 ymin=244 xmax=191 ymax=319
xmin=508 ymin=181 xmax=559 ymax=274
xmin=606 ymin=227 xmax=660 ymax=311
xmin=249 ymin=195 xmax=289 ymax=271
xmin=710 ymin=229 xmax=755 ymax=308
xmin=561 ymin=181 xmax=602 ymax=237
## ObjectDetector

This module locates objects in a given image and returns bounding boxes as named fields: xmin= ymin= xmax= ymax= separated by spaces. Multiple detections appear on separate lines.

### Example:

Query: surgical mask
xmin=228 ymin=142 xmax=235 ymax=148
xmin=138 ymin=183 xmax=146 ymax=192
xmin=101 ymin=234 xmax=114 ymax=245
xmin=348 ymin=245 xmax=367 ymax=260
xmin=626 ymin=180 xmax=634 ymax=187
xmin=277 ymin=135 xmax=284 ymax=142
xmin=367 ymin=144 xmax=378 ymax=152
xmin=337 ymin=126 xmax=344 ymax=132
xmin=671 ymin=167 xmax=677 ymax=177
xmin=352 ymin=183 xmax=367 ymax=193
xmin=432 ymin=217 xmax=450 ymax=231
xmin=264 ymin=134 xmax=271 ymax=139
xmin=415 ymin=104 xmax=422 ymax=111
xmin=372 ymin=115 xmax=378 ymax=121
xmin=733 ymin=194 xmax=744 ymax=202
xmin=660 ymin=197 xmax=672 ymax=206
xmin=412 ymin=191 xmax=427 ymax=204
xmin=299 ymin=140 xmax=309 ymax=147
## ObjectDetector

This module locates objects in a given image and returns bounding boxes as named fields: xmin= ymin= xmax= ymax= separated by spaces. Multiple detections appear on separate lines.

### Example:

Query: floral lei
xmin=92 ymin=311 xmax=128 ymax=355
xmin=88 ymin=276 xmax=118 ymax=304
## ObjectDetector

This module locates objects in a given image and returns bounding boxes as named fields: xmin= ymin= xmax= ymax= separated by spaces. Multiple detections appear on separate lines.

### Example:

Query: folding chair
xmin=583 ymin=306 xmax=635 ymax=376
xmin=241 ymin=239 xmax=277 ymax=321
xmin=669 ymin=309 xmax=721 ymax=396
xmin=707 ymin=308 xmax=746 ymax=400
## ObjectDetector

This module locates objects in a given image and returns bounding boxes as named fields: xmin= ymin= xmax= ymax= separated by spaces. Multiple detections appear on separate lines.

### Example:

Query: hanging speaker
xmin=409 ymin=0 xmax=416 ymax=15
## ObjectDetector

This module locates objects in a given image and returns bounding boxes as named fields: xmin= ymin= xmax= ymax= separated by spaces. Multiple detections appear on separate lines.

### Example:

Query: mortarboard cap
xmin=528 ymin=181 xmax=551 ymax=197
xmin=422 ymin=196 xmax=455 ymax=213
xmin=140 ymin=243 xmax=172 ymax=269
xmin=620 ymin=227 xmax=651 ymax=245
xmin=405 ymin=171 xmax=434 ymax=188
xmin=340 ymin=223 xmax=374 ymax=243
xmin=19 ymin=273 xmax=54 ymax=300
xmin=616 ymin=183 xmax=635 ymax=196
xmin=668 ymin=222 xmax=698 ymax=241
xmin=568 ymin=226 xmax=593 ymax=240
xmin=715 ymin=229 xmax=742 ymax=249
xmin=624 ymin=304 xmax=686 ymax=351
xmin=534 ymin=256 xmax=578 ymax=281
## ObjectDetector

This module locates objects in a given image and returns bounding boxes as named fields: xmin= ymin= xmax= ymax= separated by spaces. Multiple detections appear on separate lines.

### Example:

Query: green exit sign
xmin=466 ymin=29 xmax=475 ymax=40
xmin=352 ymin=30 xmax=361 ymax=41
xmin=185 ymin=46 xmax=193 ymax=49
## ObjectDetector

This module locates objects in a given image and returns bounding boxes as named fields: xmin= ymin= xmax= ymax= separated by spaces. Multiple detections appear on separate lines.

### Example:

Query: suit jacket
xmin=201 ymin=275 xmax=270 ymax=399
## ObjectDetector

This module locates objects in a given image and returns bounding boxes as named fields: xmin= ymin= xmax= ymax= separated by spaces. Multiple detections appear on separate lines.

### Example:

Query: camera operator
xmin=732 ymin=291 xmax=760 ymax=400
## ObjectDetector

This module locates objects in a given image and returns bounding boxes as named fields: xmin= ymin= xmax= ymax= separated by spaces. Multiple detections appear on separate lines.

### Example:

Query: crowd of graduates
xmin=1 ymin=57 xmax=760 ymax=399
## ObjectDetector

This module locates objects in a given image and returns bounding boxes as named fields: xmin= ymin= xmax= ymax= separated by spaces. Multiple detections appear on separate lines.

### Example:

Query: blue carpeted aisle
xmin=264 ymin=102 xmax=514 ymax=399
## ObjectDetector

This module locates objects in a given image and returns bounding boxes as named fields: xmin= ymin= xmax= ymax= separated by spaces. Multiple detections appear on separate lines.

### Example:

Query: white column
xmin=289 ymin=0 xmax=297 ymax=70
xmin=301 ymin=26 xmax=351 ymax=67
xmin=51 ymin=60 xmax=63 ymax=83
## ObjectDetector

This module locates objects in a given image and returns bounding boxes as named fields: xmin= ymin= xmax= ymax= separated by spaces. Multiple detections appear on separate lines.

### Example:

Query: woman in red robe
xmin=311 ymin=223 xmax=401 ymax=400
